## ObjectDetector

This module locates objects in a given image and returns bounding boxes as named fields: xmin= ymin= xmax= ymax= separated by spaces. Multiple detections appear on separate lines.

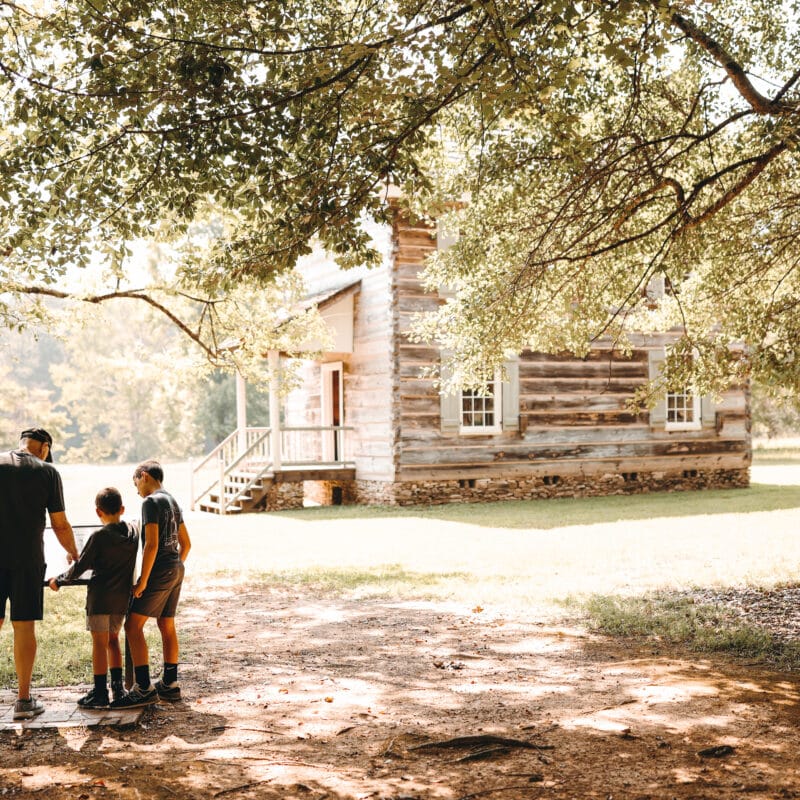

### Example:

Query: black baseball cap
xmin=20 ymin=428 xmax=53 ymax=462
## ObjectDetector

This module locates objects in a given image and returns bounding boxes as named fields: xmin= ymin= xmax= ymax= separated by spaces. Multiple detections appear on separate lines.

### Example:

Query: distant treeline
xmin=0 ymin=299 xmax=270 ymax=462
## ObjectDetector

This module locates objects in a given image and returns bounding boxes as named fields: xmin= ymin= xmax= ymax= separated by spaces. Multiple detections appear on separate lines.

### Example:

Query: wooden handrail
xmin=191 ymin=425 xmax=354 ymax=512
xmin=192 ymin=428 xmax=240 ymax=473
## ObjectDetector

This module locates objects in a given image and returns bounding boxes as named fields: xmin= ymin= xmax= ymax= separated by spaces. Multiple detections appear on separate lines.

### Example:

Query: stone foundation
xmin=262 ymin=480 xmax=305 ymax=511
xmin=304 ymin=479 xmax=358 ymax=506
xmin=256 ymin=468 xmax=749 ymax=510
xmin=350 ymin=468 xmax=750 ymax=507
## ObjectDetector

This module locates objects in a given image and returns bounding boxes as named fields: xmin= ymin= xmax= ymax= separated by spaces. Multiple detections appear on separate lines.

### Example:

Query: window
xmin=648 ymin=347 xmax=713 ymax=432
xmin=666 ymin=387 xmax=701 ymax=430
xmin=460 ymin=377 xmax=502 ymax=434
xmin=440 ymin=358 xmax=519 ymax=435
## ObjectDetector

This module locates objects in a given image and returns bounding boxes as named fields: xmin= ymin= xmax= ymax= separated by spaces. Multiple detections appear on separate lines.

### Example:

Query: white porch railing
xmin=190 ymin=425 xmax=352 ymax=513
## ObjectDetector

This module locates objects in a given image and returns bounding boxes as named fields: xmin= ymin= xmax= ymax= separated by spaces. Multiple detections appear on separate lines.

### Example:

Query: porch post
xmin=268 ymin=349 xmax=282 ymax=471
xmin=236 ymin=370 xmax=247 ymax=456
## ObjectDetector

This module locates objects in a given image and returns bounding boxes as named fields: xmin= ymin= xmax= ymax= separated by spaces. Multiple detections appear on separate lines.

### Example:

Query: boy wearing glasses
xmin=113 ymin=460 xmax=191 ymax=708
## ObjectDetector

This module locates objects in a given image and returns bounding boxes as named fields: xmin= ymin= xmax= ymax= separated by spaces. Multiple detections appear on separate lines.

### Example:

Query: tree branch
xmin=76 ymin=0 xmax=478 ymax=59
xmin=669 ymin=10 xmax=797 ymax=115
xmin=679 ymin=140 xmax=789 ymax=231
xmin=12 ymin=284 xmax=220 ymax=361
xmin=613 ymin=177 xmax=687 ymax=231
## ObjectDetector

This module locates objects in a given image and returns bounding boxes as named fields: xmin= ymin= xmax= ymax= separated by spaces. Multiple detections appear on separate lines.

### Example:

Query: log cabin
xmin=191 ymin=208 xmax=750 ymax=513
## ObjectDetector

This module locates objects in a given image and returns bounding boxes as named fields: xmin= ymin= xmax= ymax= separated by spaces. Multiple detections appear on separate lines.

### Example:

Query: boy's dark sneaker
xmin=77 ymin=689 xmax=110 ymax=709
xmin=13 ymin=697 xmax=45 ymax=720
xmin=110 ymin=684 xmax=158 ymax=709
xmin=154 ymin=679 xmax=182 ymax=702
xmin=111 ymin=681 xmax=125 ymax=704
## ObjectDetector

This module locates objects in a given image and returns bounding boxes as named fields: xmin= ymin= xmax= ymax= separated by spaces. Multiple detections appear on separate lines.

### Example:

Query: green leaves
xmin=0 ymin=0 xmax=799 ymax=392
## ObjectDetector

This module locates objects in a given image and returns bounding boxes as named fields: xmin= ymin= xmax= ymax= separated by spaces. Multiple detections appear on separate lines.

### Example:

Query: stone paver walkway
xmin=0 ymin=689 xmax=143 ymax=730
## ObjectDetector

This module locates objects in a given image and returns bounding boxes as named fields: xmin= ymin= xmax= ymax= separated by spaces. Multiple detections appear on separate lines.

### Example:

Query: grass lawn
xmin=3 ymin=455 xmax=800 ymax=688
xmin=0 ymin=591 xmax=161 ymax=690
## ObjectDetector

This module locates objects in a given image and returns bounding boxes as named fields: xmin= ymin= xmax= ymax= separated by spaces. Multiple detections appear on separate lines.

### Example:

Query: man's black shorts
xmin=129 ymin=561 xmax=184 ymax=618
xmin=0 ymin=565 xmax=46 ymax=621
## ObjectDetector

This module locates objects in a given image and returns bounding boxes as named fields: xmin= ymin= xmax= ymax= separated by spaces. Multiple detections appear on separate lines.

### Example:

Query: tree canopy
xmin=1 ymin=1 xmax=799 ymax=396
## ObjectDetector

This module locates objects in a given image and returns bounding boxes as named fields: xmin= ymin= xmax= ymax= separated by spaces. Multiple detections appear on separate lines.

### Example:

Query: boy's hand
xmin=48 ymin=578 xmax=60 ymax=592
xmin=132 ymin=578 xmax=147 ymax=598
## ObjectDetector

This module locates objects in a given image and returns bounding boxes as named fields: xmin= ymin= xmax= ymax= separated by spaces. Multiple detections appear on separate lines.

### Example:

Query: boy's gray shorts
xmin=129 ymin=562 xmax=184 ymax=619
xmin=86 ymin=613 xmax=125 ymax=633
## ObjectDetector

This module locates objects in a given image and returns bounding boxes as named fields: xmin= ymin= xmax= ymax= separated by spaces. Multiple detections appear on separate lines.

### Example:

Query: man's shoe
xmin=111 ymin=681 xmax=125 ymax=704
xmin=110 ymin=684 xmax=158 ymax=709
xmin=13 ymin=697 xmax=45 ymax=720
xmin=155 ymin=679 xmax=182 ymax=702
xmin=77 ymin=689 xmax=110 ymax=709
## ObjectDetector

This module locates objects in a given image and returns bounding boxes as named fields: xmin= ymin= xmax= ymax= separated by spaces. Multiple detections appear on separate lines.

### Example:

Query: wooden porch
xmin=190 ymin=425 xmax=355 ymax=514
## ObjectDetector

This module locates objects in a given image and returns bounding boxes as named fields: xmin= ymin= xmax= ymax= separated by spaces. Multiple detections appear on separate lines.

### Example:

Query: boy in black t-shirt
xmin=112 ymin=460 xmax=191 ymax=709
xmin=50 ymin=487 xmax=138 ymax=709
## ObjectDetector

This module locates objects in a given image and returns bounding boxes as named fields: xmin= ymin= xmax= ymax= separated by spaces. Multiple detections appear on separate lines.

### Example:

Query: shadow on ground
xmin=5 ymin=578 xmax=800 ymax=800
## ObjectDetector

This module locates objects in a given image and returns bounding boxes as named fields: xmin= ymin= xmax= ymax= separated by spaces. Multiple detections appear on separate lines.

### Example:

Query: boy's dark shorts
xmin=129 ymin=562 xmax=184 ymax=619
xmin=0 ymin=565 xmax=46 ymax=621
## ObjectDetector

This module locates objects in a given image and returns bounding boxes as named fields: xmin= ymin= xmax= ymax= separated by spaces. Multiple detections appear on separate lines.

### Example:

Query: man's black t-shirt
xmin=141 ymin=488 xmax=182 ymax=571
xmin=55 ymin=521 xmax=138 ymax=615
xmin=0 ymin=450 xmax=66 ymax=570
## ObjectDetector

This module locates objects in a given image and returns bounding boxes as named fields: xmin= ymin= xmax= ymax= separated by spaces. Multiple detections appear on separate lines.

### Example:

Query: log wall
xmin=284 ymin=211 xmax=750 ymax=508
xmin=386 ymin=213 xmax=751 ymax=501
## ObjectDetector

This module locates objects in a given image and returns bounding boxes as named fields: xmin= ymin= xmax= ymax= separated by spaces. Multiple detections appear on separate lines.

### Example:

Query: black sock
xmin=110 ymin=667 xmax=123 ymax=686
xmin=163 ymin=663 xmax=178 ymax=685
xmin=134 ymin=665 xmax=151 ymax=689
xmin=93 ymin=674 xmax=108 ymax=694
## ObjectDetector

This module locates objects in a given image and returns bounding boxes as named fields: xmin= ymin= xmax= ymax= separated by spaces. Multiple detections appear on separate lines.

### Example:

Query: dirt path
xmin=3 ymin=581 xmax=800 ymax=800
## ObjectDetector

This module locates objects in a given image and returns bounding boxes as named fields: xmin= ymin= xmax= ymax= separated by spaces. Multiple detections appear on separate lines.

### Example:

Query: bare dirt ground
xmin=3 ymin=580 xmax=800 ymax=800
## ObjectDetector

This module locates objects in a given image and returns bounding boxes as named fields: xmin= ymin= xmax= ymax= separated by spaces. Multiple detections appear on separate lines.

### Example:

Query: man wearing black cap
xmin=0 ymin=428 xmax=79 ymax=720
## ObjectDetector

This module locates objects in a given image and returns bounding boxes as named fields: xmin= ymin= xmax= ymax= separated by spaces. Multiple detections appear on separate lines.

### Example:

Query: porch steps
xmin=190 ymin=426 xmax=356 ymax=514
xmin=198 ymin=469 xmax=273 ymax=515
xmin=198 ymin=499 xmax=244 ymax=514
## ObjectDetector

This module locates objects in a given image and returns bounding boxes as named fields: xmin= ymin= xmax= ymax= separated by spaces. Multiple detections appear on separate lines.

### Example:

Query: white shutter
xmin=439 ymin=355 xmax=461 ymax=434
xmin=437 ymin=219 xmax=459 ymax=252
xmin=648 ymin=348 xmax=667 ymax=427
xmin=501 ymin=358 xmax=519 ymax=431
xmin=436 ymin=219 xmax=459 ymax=299
xmin=701 ymin=394 xmax=717 ymax=430
xmin=646 ymin=274 xmax=666 ymax=304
